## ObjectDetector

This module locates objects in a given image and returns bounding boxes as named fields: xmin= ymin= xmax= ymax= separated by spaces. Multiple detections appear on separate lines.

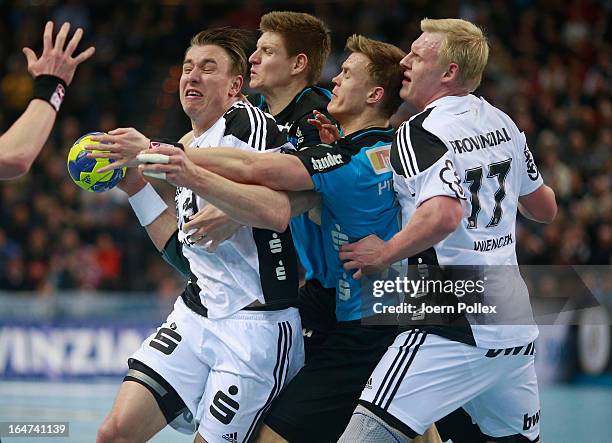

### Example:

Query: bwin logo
xmin=210 ymin=386 xmax=240 ymax=425
xmin=269 ymin=233 xmax=282 ymax=253
xmin=311 ymin=152 xmax=343 ymax=171
xmin=522 ymin=410 xmax=540 ymax=431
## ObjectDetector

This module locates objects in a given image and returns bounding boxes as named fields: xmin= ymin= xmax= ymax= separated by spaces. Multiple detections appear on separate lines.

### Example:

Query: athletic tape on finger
xmin=137 ymin=153 xmax=170 ymax=164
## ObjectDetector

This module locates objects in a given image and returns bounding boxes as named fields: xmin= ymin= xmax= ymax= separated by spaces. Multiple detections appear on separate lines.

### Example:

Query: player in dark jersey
xmin=188 ymin=11 xmax=338 ymax=360
xmin=142 ymin=34 xmax=441 ymax=443
xmin=338 ymin=18 xmax=556 ymax=443
xmin=0 ymin=21 xmax=93 ymax=179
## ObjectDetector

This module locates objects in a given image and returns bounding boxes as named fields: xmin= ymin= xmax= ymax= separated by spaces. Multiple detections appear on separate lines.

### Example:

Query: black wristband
xmin=32 ymin=75 xmax=67 ymax=112
xmin=150 ymin=139 xmax=185 ymax=151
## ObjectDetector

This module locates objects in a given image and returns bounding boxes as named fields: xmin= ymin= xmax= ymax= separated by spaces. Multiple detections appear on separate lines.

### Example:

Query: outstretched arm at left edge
xmin=0 ymin=101 xmax=57 ymax=179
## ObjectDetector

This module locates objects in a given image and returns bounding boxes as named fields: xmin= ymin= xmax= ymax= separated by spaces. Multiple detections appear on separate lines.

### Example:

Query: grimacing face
xmin=179 ymin=44 xmax=241 ymax=122
xmin=399 ymin=32 xmax=447 ymax=110
xmin=249 ymin=32 xmax=295 ymax=93
xmin=327 ymin=52 xmax=373 ymax=123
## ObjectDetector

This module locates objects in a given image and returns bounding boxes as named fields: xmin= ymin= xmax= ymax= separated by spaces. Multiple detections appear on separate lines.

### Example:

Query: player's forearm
xmin=185 ymin=147 xmax=258 ymax=184
xmin=189 ymin=167 xmax=291 ymax=232
xmin=382 ymin=197 xmax=463 ymax=265
xmin=144 ymin=210 xmax=179 ymax=251
xmin=288 ymin=191 xmax=320 ymax=217
xmin=0 ymin=100 xmax=56 ymax=179
xmin=120 ymin=176 xmax=177 ymax=251
xmin=186 ymin=148 xmax=311 ymax=191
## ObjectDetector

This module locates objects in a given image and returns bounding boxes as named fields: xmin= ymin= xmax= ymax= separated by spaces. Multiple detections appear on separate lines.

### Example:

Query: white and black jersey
xmin=176 ymin=101 xmax=298 ymax=319
xmin=390 ymin=95 xmax=543 ymax=348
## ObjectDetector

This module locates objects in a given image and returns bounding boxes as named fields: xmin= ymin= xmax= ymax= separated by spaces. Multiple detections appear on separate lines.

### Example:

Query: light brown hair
xmin=345 ymin=34 xmax=406 ymax=118
xmin=260 ymin=11 xmax=331 ymax=84
xmin=189 ymin=28 xmax=249 ymax=76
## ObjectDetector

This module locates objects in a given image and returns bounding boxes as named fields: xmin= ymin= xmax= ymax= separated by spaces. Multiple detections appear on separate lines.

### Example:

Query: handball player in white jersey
xmin=338 ymin=18 xmax=557 ymax=443
xmin=95 ymin=28 xmax=304 ymax=443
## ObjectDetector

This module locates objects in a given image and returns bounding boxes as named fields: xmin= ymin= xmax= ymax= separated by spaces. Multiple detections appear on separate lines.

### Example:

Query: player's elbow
xmin=520 ymin=185 xmax=558 ymax=224
xmin=539 ymin=186 xmax=558 ymax=224
xmin=436 ymin=197 xmax=463 ymax=235
xmin=538 ymin=200 xmax=557 ymax=224
xmin=268 ymin=196 xmax=291 ymax=233
xmin=0 ymin=155 xmax=32 ymax=179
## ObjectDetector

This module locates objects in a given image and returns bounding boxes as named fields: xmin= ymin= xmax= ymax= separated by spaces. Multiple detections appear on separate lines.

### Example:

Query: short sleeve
xmin=223 ymin=102 xmax=292 ymax=152
xmin=517 ymin=132 xmax=544 ymax=196
xmin=390 ymin=117 xmax=466 ymax=207
xmin=291 ymin=144 xmax=351 ymax=194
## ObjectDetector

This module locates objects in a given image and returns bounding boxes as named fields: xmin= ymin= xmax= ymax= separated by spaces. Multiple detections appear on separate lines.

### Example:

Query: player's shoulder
xmin=246 ymin=93 xmax=266 ymax=109
xmin=294 ymin=86 xmax=332 ymax=114
xmin=392 ymin=108 xmax=449 ymax=178
xmin=222 ymin=101 xmax=278 ymax=149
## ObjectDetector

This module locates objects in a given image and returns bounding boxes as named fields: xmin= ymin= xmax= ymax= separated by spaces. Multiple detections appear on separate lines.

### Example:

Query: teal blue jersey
xmin=293 ymin=127 xmax=401 ymax=321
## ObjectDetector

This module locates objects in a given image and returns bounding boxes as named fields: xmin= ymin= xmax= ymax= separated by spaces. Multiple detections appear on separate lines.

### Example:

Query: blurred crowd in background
xmin=0 ymin=0 xmax=609 ymax=295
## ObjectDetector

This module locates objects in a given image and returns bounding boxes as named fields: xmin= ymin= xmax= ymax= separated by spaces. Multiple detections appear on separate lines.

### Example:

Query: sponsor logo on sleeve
xmin=523 ymin=144 xmax=540 ymax=181
xmin=366 ymin=145 xmax=392 ymax=175
xmin=439 ymin=159 xmax=467 ymax=200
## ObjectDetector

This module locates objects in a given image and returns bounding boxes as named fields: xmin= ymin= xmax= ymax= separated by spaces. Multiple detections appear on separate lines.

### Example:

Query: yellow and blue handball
xmin=67 ymin=132 xmax=126 ymax=192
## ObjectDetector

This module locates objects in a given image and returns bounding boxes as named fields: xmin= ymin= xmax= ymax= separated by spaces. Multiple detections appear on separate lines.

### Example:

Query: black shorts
xmin=296 ymin=279 xmax=336 ymax=362
xmin=264 ymin=321 xmax=398 ymax=443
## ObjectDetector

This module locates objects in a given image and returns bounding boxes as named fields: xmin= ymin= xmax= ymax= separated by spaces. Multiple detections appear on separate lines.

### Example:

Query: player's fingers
xmin=206 ymin=240 xmax=221 ymax=252
xmin=140 ymin=163 xmax=176 ymax=174
xmin=22 ymin=47 xmax=38 ymax=68
xmin=87 ymin=135 xmax=113 ymax=144
xmin=137 ymin=153 xmax=171 ymax=165
xmin=339 ymin=242 xmax=356 ymax=253
xmin=54 ymin=22 xmax=70 ymax=51
xmin=138 ymin=164 xmax=169 ymax=180
xmin=86 ymin=151 xmax=120 ymax=160
xmin=306 ymin=118 xmax=322 ymax=129
xmin=64 ymin=27 xmax=82 ymax=57
xmin=83 ymin=144 xmax=120 ymax=154
xmin=73 ymin=46 xmax=95 ymax=64
xmin=43 ymin=21 xmax=53 ymax=53
xmin=183 ymin=218 xmax=207 ymax=232
xmin=353 ymin=269 xmax=363 ymax=279
xmin=322 ymin=124 xmax=337 ymax=132
xmin=96 ymin=160 xmax=125 ymax=173
xmin=193 ymin=232 xmax=208 ymax=244
xmin=343 ymin=260 xmax=360 ymax=271
xmin=314 ymin=110 xmax=331 ymax=124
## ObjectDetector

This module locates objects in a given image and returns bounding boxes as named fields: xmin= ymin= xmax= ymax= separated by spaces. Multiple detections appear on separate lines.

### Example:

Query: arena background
xmin=0 ymin=0 xmax=610 ymax=441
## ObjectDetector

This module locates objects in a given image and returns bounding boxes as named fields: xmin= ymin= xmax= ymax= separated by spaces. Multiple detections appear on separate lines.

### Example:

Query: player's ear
xmin=292 ymin=53 xmax=308 ymax=76
xmin=442 ymin=62 xmax=459 ymax=84
xmin=230 ymin=75 xmax=243 ymax=97
xmin=366 ymin=86 xmax=385 ymax=106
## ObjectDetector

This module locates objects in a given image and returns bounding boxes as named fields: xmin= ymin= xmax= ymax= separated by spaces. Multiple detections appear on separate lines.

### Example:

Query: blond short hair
xmin=260 ymin=11 xmax=331 ymax=84
xmin=421 ymin=18 xmax=489 ymax=92
xmin=346 ymin=35 xmax=405 ymax=118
